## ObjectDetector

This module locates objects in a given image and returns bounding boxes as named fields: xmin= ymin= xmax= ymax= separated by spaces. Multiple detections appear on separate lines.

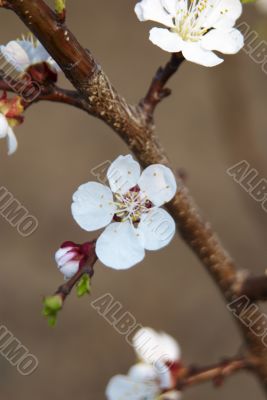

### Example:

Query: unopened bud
xmin=55 ymin=241 xmax=93 ymax=279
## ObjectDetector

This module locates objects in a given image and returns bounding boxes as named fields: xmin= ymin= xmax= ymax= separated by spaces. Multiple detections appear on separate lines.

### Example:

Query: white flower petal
xmin=47 ymin=58 xmax=60 ymax=72
xmin=1 ymin=39 xmax=60 ymax=72
xmin=71 ymin=182 xmax=116 ymax=231
xmin=138 ymin=165 xmax=177 ymax=207
xmin=135 ymin=0 xmax=175 ymax=27
xmin=107 ymin=154 xmax=141 ymax=194
xmin=128 ymin=363 xmax=158 ymax=383
xmin=138 ymin=208 xmax=175 ymax=250
xmin=0 ymin=41 xmax=30 ymax=71
xmin=59 ymin=260 xmax=79 ymax=279
xmin=16 ymin=40 xmax=36 ymax=61
xmin=149 ymin=28 xmax=183 ymax=53
xmin=106 ymin=375 xmax=159 ymax=400
xmin=6 ymin=127 xmax=18 ymax=155
xmin=181 ymin=41 xmax=223 ymax=67
xmin=158 ymin=367 xmax=173 ymax=390
xmin=133 ymin=327 xmax=180 ymax=365
xmin=128 ymin=350 xmax=175 ymax=391
xmin=57 ymin=251 xmax=76 ymax=267
xmin=160 ymin=391 xmax=182 ymax=400
xmin=0 ymin=114 xmax=8 ymax=138
xmin=96 ymin=221 xmax=145 ymax=270
xmin=203 ymin=0 xmax=242 ymax=29
xmin=30 ymin=43 xmax=50 ymax=64
xmin=158 ymin=332 xmax=181 ymax=362
xmin=161 ymin=0 xmax=180 ymax=16
xmin=201 ymin=28 xmax=244 ymax=54
xmin=55 ymin=247 xmax=72 ymax=263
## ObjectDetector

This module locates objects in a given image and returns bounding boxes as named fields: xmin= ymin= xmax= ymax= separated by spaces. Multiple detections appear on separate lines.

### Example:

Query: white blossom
xmin=135 ymin=0 xmax=244 ymax=67
xmin=106 ymin=327 xmax=181 ymax=400
xmin=133 ymin=327 xmax=181 ymax=367
xmin=71 ymin=155 xmax=177 ymax=270
xmin=0 ymin=113 xmax=17 ymax=155
xmin=0 ymin=35 xmax=60 ymax=73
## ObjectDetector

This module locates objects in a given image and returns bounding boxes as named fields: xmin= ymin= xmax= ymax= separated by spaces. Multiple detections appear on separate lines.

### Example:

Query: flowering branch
xmin=106 ymin=327 xmax=258 ymax=397
xmin=176 ymin=356 xmax=256 ymax=390
xmin=3 ymin=0 xmax=267 ymax=392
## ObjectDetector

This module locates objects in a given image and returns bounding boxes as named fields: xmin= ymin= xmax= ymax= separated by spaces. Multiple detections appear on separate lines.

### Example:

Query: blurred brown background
xmin=0 ymin=1 xmax=267 ymax=399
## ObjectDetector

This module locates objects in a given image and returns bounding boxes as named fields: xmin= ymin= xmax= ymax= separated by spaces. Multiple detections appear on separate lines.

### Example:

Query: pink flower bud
xmin=55 ymin=241 xmax=93 ymax=279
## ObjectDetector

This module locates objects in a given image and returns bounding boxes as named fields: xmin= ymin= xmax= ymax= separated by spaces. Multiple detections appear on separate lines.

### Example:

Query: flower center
xmin=112 ymin=186 xmax=152 ymax=224
xmin=171 ymin=0 xmax=218 ymax=42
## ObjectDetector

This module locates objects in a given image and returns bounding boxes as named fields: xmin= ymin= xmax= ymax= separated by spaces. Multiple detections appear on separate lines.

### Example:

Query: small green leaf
xmin=76 ymin=274 xmax=91 ymax=298
xmin=55 ymin=0 xmax=66 ymax=14
xmin=241 ymin=0 xmax=255 ymax=3
xmin=47 ymin=315 xmax=57 ymax=327
xmin=42 ymin=295 xmax=63 ymax=327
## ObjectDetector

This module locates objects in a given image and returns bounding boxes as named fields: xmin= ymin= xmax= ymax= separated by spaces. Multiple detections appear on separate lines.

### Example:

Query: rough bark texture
xmin=2 ymin=0 xmax=267 ymax=394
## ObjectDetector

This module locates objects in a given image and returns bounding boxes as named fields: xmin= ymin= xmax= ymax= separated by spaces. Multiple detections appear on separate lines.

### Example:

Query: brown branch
xmin=176 ymin=356 xmax=256 ymax=390
xmin=0 ymin=79 xmax=90 ymax=113
xmin=237 ymin=275 xmax=267 ymax=302
xmin=3 ymin=0 xmax=267 ymax=392
xmin=28 ymin=85 xmax=89 ymax=111
xmin=141 ymin=53 xmax=184 ymax=116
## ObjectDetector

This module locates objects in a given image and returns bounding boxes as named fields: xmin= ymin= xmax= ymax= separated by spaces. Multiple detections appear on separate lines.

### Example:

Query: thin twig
xmin=0 ymin=79 xmax=90 ymax=112
xmin=176 ymin=356 xmax=256 ymax=390
xmin=141 ymin=53 xmax=184 ymax=116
